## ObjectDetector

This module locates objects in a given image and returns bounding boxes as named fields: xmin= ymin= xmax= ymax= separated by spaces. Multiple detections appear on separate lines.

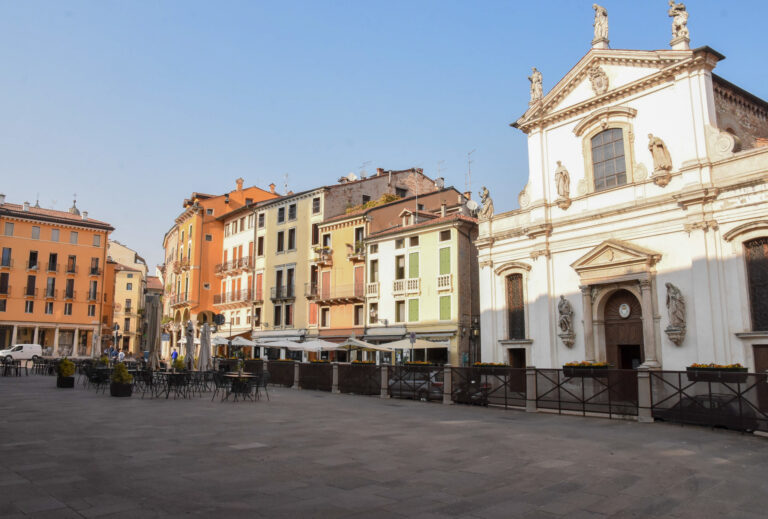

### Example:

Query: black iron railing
xmin=299 ymin=363 xmax=333 ymax=391
xmin=388 ymin=365 xmax=444 ymax=401
xmin=339 ymin=364 xmax=381 ymax=395
xmin=535 ymin=369 xmax=638 ymax=417
xmin=451 ymin=367 xmax=526 ymax=408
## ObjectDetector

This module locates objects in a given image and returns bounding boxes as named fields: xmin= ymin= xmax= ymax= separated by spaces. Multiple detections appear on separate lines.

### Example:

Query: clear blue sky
xmin=1 ymin=1 xmax=765 ymax=268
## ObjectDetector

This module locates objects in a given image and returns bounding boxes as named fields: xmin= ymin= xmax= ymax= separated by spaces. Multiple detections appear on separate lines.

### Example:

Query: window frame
xmin=581 ymin=121 xmax=636 ymax=195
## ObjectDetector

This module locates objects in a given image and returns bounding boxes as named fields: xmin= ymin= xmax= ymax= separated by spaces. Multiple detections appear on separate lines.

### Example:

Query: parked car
xmin=388 ymin=370 xmax=444 ymax=401
xmin=1 ymin=344 xmax=44 ymax=362
xmin=653 ymin=393 xmax=760 ymax=432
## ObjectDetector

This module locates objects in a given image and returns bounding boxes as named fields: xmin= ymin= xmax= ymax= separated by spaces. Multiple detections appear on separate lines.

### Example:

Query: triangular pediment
xmin=513 ymin=47 xmax=720 ymax=133
xmin=571 ymin=239 xmax=661 ymax=277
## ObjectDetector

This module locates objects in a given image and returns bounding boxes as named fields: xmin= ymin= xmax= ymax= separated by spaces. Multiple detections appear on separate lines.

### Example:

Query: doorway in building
xmin=507 ymin=348 xmax=526 ymax=393
xmin=507 ymin=348 xmax=526 ymax=368
xmin=604 ymin=289 xmax=644 ymax=368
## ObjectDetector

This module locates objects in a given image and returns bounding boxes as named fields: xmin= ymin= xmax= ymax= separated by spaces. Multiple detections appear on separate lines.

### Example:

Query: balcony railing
xmin=46 ymin=262 xmax=58 ymax=273
xmin=87 ymin=291 xmax=100 ymax=302
xmin=213 ymin=288 xmax=253 ymax=305
xmin=312 ymin=247 xmax=333 ymax=266
xmin=347 ymin=242 xmax=366 ymax=261
xmin=45 ymin=289 xmax=57 ymax=299
xmin=89 ymin=267 xmax=102 ymax=276
xmin=24 ymin=287 xmax=38 ymax=297
xmin=366 ymin=282 xmax=379 ymax=298
xmin=169 ymin=293 xmax=195 ymax=306
xmin=0 ymin=285 xmax=10 ymax=296
xmin=180 ymin=258 xmax=191 ymax=270
xmin=64 ymin=290 xmax=76 ymax=300
xmin=26 ymin=261 xmax=39 ymax=271
xmin=66 ymin=265 xmax=78 ymax=274
xmin=309 ymin=283 xmax=365 ymax=304
xmin=270 ymin=285 xmax=295 ymax=301
xmin=215 ymin=256 xmax=254 ymax=276
xmin=437 ymin=274 xmax=452 ymax=291
xmin=305 ymin=282 xmax=319 ymax=298
xmin=254 ymin=288 xmax=264 ymax=303
xmin=393 ymin=278 xmax=420 ymax=296
xmin=0 ymin=259 xmax=12 ymax=268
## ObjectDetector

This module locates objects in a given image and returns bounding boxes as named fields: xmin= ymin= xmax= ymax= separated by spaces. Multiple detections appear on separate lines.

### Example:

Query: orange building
xmin=161 ymin=179 xmax=277 ymax=350
xmin=0 ymin=196 xmax=114 ymax=356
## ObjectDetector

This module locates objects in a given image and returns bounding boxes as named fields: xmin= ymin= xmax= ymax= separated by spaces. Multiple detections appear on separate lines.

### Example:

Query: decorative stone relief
xmin=518 ymin=183 xmax=531 ymax=208
xmin=554 ymin=161 xmax=572 ymax=210
xmin=634 ymin=163 xmax=648 ymax=181
xmin=528 ymin=67 xmax=543 ymax=105
xmin=478 ymin=186 xmax=494 ymax=221
xmin=588 ymin=66 xmax=609 ymax=96
xmin=558 ymin=295 xmax=575 ymax=348
xmin=664 ymin=282 xmax=686 ymax=346
xmin=576 ymin=178 xmax=588 ymax=196
xmin=648 ymin=133 xmax=673 ymax=187
xmin=704 ymin=125 xmax=740 ymax=160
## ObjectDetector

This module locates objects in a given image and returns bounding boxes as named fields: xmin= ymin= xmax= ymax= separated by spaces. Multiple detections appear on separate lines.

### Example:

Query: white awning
xmin=384 ymin=338 xmax=448 ymax=349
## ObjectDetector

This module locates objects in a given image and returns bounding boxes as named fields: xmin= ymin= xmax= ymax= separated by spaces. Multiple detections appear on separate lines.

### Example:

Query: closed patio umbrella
xmin=199 ymin=323 xmax=212 ymax=371
xmin=184 ymin=321 xmax=196 ymax=370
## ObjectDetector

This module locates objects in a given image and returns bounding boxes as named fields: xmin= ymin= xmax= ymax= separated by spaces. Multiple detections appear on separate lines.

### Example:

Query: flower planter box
xmin=563 ymin=366 xmax=609 ymax=377
xmin=56 ymin=376 xmax=75 ymax=388
xmin=685 ymin=367 xmax=748 ymax=384
xmin=110 ymin=382 xmax=133 ymax=397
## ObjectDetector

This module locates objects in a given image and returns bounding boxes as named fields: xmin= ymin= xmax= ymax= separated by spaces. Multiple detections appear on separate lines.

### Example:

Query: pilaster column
xmin=53 ymin=327 xmax=60 ymax=355
xmin=580 ymin=286 xmax=595 ymax=362
xmin=73 ymin=329 xmax=79 ymax=357
xmin=11 ymin=325 xmax=18 ymax=346
xmin=33 ymin=326 xmax=39 ymax=345
xmin=639 ymin=280 xmax=660 ymax=368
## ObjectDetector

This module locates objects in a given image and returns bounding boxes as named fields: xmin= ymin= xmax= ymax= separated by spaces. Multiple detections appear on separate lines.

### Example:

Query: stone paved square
xmin=1 ymin=376 xmax=767 ymax=518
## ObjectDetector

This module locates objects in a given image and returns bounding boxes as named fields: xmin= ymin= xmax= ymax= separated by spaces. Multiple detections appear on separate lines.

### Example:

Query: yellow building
xmin=112 ymin=263 xmax=144 ymax=354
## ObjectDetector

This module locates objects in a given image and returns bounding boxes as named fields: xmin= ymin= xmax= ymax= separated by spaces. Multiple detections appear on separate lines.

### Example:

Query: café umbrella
xmin=198 ymin=323 xmax=212 ymax=371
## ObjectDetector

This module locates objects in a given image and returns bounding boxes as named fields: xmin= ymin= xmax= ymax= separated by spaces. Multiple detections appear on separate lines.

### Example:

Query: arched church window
xmin=506 ymin=274 xmax=525 ymax=339
xmin=591 ymin=128 xmax=627 ymax=191
xmin=745 ymin=237 xmax=768 ymax=331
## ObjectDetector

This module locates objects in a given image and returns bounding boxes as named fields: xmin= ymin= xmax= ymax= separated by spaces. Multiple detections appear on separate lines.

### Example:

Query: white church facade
xmin=477 ymin=4 xmax=768 ymax=372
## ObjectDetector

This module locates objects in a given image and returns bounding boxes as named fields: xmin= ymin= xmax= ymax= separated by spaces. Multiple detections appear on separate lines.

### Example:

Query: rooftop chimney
xmin=0 ymin=194 xmax=5 ymax=205
xmin=82 ymin=211 xmax=88 ymax=220
xmin=441 ymin=202 xmax=446 ymax=217
xmin=376 ymin=168 xmax=384 ymax=176
xmin=236 ymin=177 xmax=244 ymax=191
xmin=269 ymin=183 xmax=276 ymax=194
xmin=23 ymin=201 xmax=30 ymax=211
xmin=224 ymin=193 xmax=230 ymax=204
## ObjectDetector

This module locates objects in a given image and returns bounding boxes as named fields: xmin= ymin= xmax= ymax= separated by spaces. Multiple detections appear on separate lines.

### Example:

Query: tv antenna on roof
xmin=466 ymin=150 xmax=475 ymax=193
xmin=359 ymin=160 xmax=371 ymax=177
xmin=283 ymin=174 xmax=289 ymax=194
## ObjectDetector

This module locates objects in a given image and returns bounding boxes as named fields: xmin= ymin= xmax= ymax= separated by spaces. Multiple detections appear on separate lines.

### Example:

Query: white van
xmin=0 ymin=344 xmax=43 ymax=362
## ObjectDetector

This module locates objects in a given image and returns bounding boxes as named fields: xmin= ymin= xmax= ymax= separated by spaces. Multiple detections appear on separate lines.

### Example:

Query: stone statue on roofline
xmin=528 ymin=67 xmax=543 ymax=104
xmin=478 ymin=186 xmax=494 ymax=221
xmin=668 ymin=1 xmax=690 ymax=44
xmin=592 ymin=4 xmax=609 ymax=48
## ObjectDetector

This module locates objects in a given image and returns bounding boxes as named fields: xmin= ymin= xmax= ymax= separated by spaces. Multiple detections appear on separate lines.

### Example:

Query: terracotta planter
xmin=110 ymin=382 xmax=133 ymax=397
xmin=56 ymin=376 xmax=75 ymax=388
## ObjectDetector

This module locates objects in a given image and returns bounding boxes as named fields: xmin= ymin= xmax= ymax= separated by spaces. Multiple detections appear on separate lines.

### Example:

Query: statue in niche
xmin=554 ymin=161 xmax=572 ymax=209
xmin=665 ymin=282 xmax=686 ymax=346
xmin=558 ymin=295 xmax=575 ymax=348
xmin=528 ymin=67 xmax=543 ymax=104
xmin=478 ymin=186 xmax=494 ymax=221
xmin=648 ymin=134 xmax=673 ymax=187
xmin=593 ymin=4 xmax=609 ymax=42
xmin=668 ymin=1 xmax=690 ymax=40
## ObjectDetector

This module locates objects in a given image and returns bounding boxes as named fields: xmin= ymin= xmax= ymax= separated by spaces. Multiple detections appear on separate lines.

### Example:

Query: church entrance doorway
xmin=604 ymin=289 xmax=644 ymax=368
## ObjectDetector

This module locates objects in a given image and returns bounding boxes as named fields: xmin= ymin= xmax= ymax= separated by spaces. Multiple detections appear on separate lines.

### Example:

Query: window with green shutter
xmin=409 ymin=252 xmax=419 ymax=278
xmin=408 ymin=299 xmax=419 ymax=322
xmin=439 ymin=295 xmax=451 ymax=320
xmin=439 ymin=247 xmax=450 ymax=275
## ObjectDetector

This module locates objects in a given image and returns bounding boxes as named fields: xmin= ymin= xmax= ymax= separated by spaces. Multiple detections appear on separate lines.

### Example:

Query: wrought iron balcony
xmin=64 ymin=290 xmax=76 ymax=300
xmin=26 ymin=261 xmax=39 ymax=271
xmin=0 ymin=285 xmax=10 ymax=296
xmin=310 ymin=283 xmax=365 ymax=305
xmin=89 ymin=267 xmax=102 ymax=276
xmin=46 ymin=262 xmax=58 ymax=273
xmin=270 ymin=285 xmax=295 ymax=301
xmin=213 ymin=288 xmax=253 ymax=305
xmin=66 ymin=265 xmax=78 ymax=274
xmin=24 ymin=287 xmax=38 ymax=297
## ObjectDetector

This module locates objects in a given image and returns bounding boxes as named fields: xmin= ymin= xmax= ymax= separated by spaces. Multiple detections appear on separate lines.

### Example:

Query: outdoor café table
xmin=223 ymin=373 xmax=256 ymax=402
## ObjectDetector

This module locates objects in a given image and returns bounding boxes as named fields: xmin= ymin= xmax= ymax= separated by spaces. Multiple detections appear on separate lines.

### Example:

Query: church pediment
xmin=571 ymin=239 xmax=661 ymax=282
xmin=513 ymin=47 xmax=722 ymax=133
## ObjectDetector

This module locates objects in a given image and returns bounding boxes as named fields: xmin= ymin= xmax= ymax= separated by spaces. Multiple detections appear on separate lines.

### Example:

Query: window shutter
xmin=439 ymin=295 xmax=451 ymax=321
xmin=439 ymin=247 xmax=450 ymax=275
xmin=409 ymin=252 xmax=419 ymax=278
xmin=408 ymin=299 xmax=419 ymax=322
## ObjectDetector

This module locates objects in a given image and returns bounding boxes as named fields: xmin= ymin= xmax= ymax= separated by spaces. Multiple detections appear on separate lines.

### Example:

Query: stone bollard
xmin=637 ymin=367 xmax=653 ymax=423
xmin=332 ymin=362 xmax=340 ymax=394
xmin=443 ymin=364 xmax=453 ymax=404
xmin=293 ymin=361 xmax=300 ymax=390
xmin=525 ymin=366 xmax=537 ymax=412
xmin=380 ymin=365 xmax=389 ymax=398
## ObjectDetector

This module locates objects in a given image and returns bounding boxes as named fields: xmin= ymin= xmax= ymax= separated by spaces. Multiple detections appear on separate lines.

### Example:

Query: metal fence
xmin=338 ymin=364 xmax=381 ymax=395
xmin=649 ymin=370 xmax=768 ymax=433
xmin=269 ymin=361 xmax=295 ymax=387
xmin=299 ymin=362 xmax=333 ymax=391
xmin=536 ymin=369 xmax=638 ymax=417
xmin=388 ymin=365 xmax=444 ymax=401
xmin=451 ymin=367 xmax=526 ymax=408
xmin=243 ymin=360 xmax=264 ymax=375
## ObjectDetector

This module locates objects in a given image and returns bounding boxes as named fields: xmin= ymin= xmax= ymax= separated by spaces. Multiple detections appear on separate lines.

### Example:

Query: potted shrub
xmin=110 ymin=362 xmax=134 ymax=397
xmin=56 ymin=358 xmax=76 ymax=388
xmin=172 ymin=357 xmax=185 ymax=372
xmin=563 ymin=361 xmax=610 ymax=377
xmin=686 ymin=363 xmax=748 ymax=383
